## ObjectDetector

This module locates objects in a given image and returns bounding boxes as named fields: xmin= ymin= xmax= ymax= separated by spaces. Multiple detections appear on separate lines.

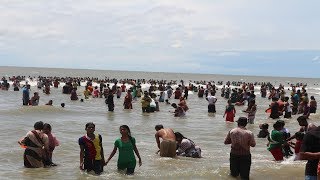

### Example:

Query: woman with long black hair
xmin=105 ymin=125 xmax=142 ymax=175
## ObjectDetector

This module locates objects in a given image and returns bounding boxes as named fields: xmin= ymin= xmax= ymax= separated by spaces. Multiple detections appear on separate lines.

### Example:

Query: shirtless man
xmin=155 ymin=125 xmax=176 ymax=157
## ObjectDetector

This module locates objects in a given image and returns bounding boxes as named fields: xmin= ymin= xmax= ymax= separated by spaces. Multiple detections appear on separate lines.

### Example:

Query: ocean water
xmin=0 ymin=66 xmax=319 ymax=180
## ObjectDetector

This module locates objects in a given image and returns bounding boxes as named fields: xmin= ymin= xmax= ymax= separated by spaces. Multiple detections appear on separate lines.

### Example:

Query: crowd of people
xmin=1 ymin=75 xmax=319 ymax=179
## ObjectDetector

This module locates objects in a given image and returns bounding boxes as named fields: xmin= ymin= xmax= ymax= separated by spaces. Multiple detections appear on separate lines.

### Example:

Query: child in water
xmin=42 ymin=123 xmax=59 ymax=166
xmin=289 ymin=132 xmax=304 ymax=161
xmin=257 ymin=123 xmax=269 ymax=138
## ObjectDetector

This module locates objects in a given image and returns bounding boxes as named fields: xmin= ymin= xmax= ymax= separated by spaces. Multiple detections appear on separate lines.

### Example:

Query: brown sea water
xmin=0 ymin=66 xmax=319 ymax=180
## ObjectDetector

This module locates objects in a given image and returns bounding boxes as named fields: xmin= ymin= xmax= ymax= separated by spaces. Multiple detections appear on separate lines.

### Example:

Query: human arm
xmin=300 ymin=152 xmax=320 ymax=160
xmin=155 ymin=132 xmax=161 ymax=150
xmin=224 ymin=131 xmax=231 ymax=145
xmin=105 ymin=146 xmax=117 ymax=165
xmin=79 ymin=145 xmax=85 ymax=170
xmin=99 ymin=135 xmax=105 ymax=165
xmin=250 ymin=133 xmax=256 ymax=147
xmin=133 ymin=141 xmax=142 ymax=166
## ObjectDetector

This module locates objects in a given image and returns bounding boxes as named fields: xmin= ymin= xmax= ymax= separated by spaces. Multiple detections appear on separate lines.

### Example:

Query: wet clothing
xmin=270 ymin=102 xmax=280 ymax=119
xmin=115 ymin=138 xmax=137 ymax=172
xmin=268 ymin=130 xmax=284 ymax=161
xmin=160 ymin=140 xmax=176 ymax=158
xmin=44 ymin=132 xmax=59 ymax=166
xmin=230 ymin=153 xmax=251 ymax=180
xmin=22 ymin=87 xmax=30 ymax=105
xmin=225 ymin=127 xmax=255 ymax=180
xmin=225 ymin=105 xmax=236 ymax=122
xmin=176 ymin=138 xmax=201 ymax=158
xmin=79 ymin=134 xmax=104 ymax=174
xmin=124 ymin=94 xmax=133 ymax=109
xmin=21 ymin=130 xmax=49 ymax=168
xmin=257 ymin=130 xmax=269 ymax=138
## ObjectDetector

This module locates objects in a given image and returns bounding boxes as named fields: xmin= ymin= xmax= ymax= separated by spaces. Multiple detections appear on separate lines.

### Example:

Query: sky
xmin=0 ymin=0 xmax=320 ymax=78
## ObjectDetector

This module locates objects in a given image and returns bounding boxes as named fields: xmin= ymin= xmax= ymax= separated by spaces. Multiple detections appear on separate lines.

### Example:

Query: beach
xmin=0 ymin=66 xmax=319 ymax=180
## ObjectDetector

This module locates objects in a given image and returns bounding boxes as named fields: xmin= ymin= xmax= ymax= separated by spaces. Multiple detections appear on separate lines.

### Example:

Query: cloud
xmin=1 ymin=0 xmax=320 ymax=77
xmin=312 ymin=56 xmax=320 ymax=62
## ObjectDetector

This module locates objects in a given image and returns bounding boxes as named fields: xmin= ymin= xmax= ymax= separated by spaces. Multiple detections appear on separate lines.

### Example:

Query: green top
xmin=115 ymin=137 xmax=136 ymax=169
xmin=268 ymin=130 xmax=284 ymax=151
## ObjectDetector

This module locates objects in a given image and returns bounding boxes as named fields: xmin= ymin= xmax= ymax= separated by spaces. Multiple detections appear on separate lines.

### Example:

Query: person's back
xmin=157 ymin=128 xmax=175 ymax=142
xmin=228 ymin=127 xmax=255 ymax=155
xmin=155 ymin=125 xmax=176 ymax=158
xmin=224 ymin=117 xmax=255 ymax=180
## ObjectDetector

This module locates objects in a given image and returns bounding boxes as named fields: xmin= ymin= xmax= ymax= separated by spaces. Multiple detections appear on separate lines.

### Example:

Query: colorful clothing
xmin=79 ymin=134 xmax=103 ymax=174
xmin=268 ymin=130 xmax=284 ymax=161
xmin=177 ymin=138 xmax=201 ymax=158
xmin=124 ymin=94 xmax=133 ymax=109
xmin=44 ymin=132 xmax=59 ymax=165
xmin=21 ymin=130 xmax=49 ymax=168
xmin=115 ymin=138 xmax=136 ymax=170
xmin=225 ymin=105 xmax=236 ymax=122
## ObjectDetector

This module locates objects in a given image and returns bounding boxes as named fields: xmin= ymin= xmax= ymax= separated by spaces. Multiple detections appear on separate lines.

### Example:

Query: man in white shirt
xmin=206 ymin=91 xmax=217 ymax=113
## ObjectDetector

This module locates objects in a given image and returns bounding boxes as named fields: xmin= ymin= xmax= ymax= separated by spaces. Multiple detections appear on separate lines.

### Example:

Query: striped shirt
xmin=224 ymin=127 xmax=256 ymax=155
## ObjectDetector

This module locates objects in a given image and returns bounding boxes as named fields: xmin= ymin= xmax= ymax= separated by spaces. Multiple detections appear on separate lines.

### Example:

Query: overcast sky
xmin=0 ymin=0 xmax=319 ymax=78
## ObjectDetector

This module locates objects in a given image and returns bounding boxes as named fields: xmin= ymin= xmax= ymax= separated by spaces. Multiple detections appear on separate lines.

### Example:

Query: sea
xmin=0 ymin=66 xmax=319 ymax=180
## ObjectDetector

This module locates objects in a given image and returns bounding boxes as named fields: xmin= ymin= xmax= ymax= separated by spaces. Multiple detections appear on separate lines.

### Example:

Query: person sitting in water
xmin=45 ymin=100 xmax=53 ymax=106
xmin=30 ymin=92 xmax=40 ymax=106
xmin=174 ymin=132 xmax=201 ymax=158
xmin=257 ymin=123 xmax=269 ymax=138
xmin=154 ymin=125 xmax=176 ymax=158
xmin=171 ymin=103 xmax=185 ymax=117
xmin=178 ymin=97 xmax=189 ymax=112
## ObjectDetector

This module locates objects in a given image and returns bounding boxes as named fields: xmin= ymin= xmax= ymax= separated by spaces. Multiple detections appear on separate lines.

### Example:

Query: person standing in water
xmin=224 ymin=117 xmax=256 ymax=180
xmin=105 ymin=125 xmax=142 ymax=175
xmin=79 ymin=122 xmax=105 ymax=175
xmin=42 ymin=123 xmax=59 ymax=166
xmin=18 ymin=121 xmax=49 ymax=168
xmin=22 ymin=84 xmax=31 ymax=105
xmin=224 ymin=100 xmax=236 ymax=122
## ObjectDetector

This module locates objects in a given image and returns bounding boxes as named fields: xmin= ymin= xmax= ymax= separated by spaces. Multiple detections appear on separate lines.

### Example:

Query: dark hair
xmin=295 ymin=132 xmax=305 ymax=140
xmin=43 ymin=123 xmax=52 ymax=131
xmin=85 ymin=122 xmax=95 ymax=129
xmin=237 ymin=117 xmax=248 ymax=126
xmin=260 ymin=123 xmax=269 ymax=130
xmin=174 ymin=132 xmax=185 ymax=140
xmin=284 ymin=96 xmax=289 ymax=101
xmin=277 ymin=120 xmax=285 ymax=127
xmin=155 ymin=124 xmax=164 ymax=131
xmin=273 ymin=121 xmax=282 ymax=129
xmin=297 ymin=116 xmax=307 ymax=124
xmin=120 ymin=125 xmax=134 ymax=144
xmin=34 ymin=121 xmax=44 ymax=130
xmin=171 ymin=103 xmax=177 ymax=108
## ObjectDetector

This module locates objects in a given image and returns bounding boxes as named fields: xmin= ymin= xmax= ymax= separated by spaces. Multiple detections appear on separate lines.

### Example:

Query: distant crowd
xmin=1 ymin=75 xmax=319 ymax=179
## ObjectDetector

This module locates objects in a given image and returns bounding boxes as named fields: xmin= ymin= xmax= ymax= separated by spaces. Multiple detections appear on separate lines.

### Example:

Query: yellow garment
xmin=93 ymin=134 xmax=102 ymax=160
